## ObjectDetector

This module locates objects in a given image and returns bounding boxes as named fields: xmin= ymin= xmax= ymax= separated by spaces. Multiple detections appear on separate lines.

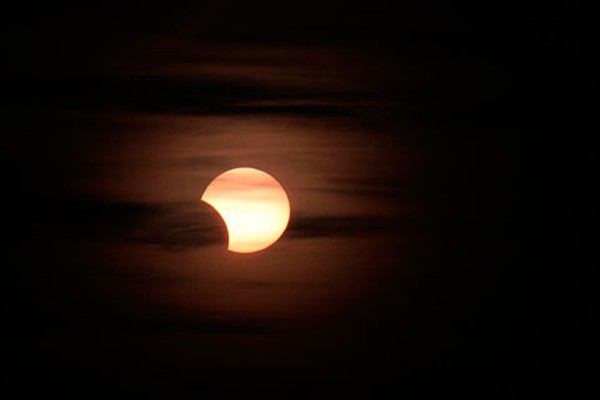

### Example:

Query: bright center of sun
xmin=200 ymin=167 xmax=291 ymax=253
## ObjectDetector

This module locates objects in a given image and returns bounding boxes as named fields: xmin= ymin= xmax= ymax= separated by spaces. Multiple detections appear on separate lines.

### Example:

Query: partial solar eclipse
xmin=201 ymin=167 xmax=291 ymax=253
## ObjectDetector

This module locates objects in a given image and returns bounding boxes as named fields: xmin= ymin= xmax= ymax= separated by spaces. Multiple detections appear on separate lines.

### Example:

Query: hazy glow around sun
xmin=201 ymin=168 xmax=291 ymax=253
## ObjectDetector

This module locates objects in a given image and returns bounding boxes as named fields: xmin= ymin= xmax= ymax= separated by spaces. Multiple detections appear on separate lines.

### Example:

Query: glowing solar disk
xmin=201 ymin=168 xmax=290 ymax=253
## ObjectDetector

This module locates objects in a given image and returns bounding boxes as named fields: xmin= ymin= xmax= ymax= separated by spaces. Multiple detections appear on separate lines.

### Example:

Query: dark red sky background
xmin=3 ymin=1 xmax=594 ymax=398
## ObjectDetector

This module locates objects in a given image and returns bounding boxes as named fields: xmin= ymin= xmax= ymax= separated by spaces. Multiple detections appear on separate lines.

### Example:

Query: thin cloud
xmin=30 ymin=307 xmax=276 ymax=336
xmin=22 ymin=76 xmax=371 ymax=116
xmin=286 ymin=215 xmax=401 ymax=239
xmin=19 ymin=199 xmax=404 ymax=250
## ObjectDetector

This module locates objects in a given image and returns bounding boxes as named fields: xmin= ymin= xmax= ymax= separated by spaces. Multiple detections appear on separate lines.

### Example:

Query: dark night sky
xmin=3 ymin=1 xmax=595 ymax=398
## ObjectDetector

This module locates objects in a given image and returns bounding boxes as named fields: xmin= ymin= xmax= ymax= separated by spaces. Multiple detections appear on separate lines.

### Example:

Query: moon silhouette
xmin=201 ymin=167 xmax=291 ymax=253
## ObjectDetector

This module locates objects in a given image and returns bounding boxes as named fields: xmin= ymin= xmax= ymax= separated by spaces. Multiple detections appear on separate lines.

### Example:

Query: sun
xmin=201 ymin=168 xmax=291 ymax=253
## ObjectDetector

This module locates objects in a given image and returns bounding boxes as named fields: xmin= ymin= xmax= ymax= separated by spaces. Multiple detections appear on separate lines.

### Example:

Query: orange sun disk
xmin=201 ymin=168 xmax=291 ymax=253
